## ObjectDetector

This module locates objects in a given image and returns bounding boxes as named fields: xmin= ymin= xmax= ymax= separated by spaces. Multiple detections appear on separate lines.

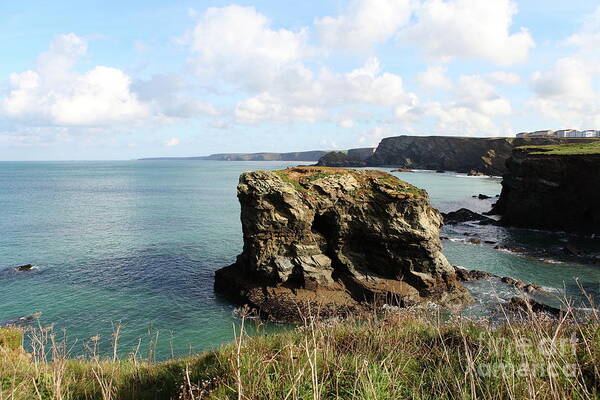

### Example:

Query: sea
xmin=0 ymin=161 xmax=598 ymax=360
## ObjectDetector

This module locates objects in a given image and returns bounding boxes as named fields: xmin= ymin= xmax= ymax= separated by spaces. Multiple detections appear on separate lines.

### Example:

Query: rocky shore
xmin=492 ymin=142 xmax=600 ymax=234
xmin=214 ymin=166 xmax=470 ymax=322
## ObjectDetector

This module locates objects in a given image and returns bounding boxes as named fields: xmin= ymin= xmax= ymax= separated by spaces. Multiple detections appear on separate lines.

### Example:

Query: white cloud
xmin=1 ymin=34 xmax=148 ymax=127
xmin=525 ymin=7 xmax=600 ymax=129
xmin=401 ymin=0 xmax=534 ymax=65
xmin=315 ymin=0 xmax=413 ymax=51
xmin=234 ymin=93 xmax=323 ymax=124
xmin=132 ymin=74 xmax=218 ymax=119
xmin=531 ymin=58 xmax=595 ymax=99
xmin=528 ymin=57 xmax=600 ymax=128
xmin=400 ymin=73 xmax=513 ymax=136
xmin=233 ymin=57 xmax=417 ymax=125
xmin=416 ymin=66 xmax=453 ymax=91
xmin=565 ymin=6 xmax=600 ymax=55
xmin=486 ymin=71 xmax=521 ymax=86
xmin=358 ymin=125 xmax=391 ymax=146
xmin=187 ymin=5 xmax=310 ymax=92
xmin=338 ymin=119 xmax=354 ymax=129
xmin=1 ymin=34 xmax=218 ymax=132
xmin=454 ymin=75 xmax=512 ymax=116
xmin=420 ymin=102 xmax=513 ymax=136
xmin=165 ymin=137 xmax=180 ymax=146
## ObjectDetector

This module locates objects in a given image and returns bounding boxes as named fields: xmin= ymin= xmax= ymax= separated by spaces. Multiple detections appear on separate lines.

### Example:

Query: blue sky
xmin=1 ymin=0 xmax=600 ymax=160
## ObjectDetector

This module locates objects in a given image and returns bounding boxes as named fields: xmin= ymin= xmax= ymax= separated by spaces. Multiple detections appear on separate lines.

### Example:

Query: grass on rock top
xmin=272 ymin=166 xmax=427 ymax=198
xmin=519 ymin=140 xmax=600 ymax=155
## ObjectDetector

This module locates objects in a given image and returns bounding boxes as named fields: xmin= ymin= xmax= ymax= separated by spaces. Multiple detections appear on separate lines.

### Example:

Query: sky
xmin=1 ymin=0 xmax=600 ymax=160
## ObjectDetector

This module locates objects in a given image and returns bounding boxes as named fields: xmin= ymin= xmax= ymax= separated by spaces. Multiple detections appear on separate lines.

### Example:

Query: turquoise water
xmin=0 ymin=162 xmax=598 ymax=359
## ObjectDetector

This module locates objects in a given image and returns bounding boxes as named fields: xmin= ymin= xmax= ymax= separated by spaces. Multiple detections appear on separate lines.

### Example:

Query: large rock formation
xmin=492 ymin=143 xmax=600 ymax=234
xmin=317 ymin=136 xmax=600 ymax=176
xmin=214 ymin=166 xmax=470 ymax=322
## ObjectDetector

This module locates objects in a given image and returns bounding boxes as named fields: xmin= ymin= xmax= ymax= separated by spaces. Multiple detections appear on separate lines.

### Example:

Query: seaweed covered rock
xmin=214 ymin=167 xmax=470 ymax=322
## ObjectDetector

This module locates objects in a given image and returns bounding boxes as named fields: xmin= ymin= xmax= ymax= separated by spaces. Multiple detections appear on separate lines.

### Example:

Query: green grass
xmin=1 ymin=308 xmax=598 ymax=400
xmin=519 ymin=141 xmax=600 ymax=155
xmin=274 ymin=170 xmax=306 ymax=192
xmin=305 ymin=171 xmax=343 ymax=182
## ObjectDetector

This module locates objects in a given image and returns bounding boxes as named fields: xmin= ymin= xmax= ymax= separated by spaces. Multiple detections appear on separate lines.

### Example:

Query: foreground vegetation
xmin=520 ymin=140 xmax=600 ymax=155
xmin=1 ymin=305 xmax=598 ymax=400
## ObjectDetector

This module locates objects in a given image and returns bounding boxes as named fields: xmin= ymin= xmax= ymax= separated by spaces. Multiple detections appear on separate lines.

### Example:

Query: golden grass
xmin=1 ymin=301 xmax=598 ymax=400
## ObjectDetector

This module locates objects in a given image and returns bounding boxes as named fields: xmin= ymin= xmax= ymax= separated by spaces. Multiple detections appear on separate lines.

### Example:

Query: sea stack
xmin=492 ymin=142 xmax=600 ymax=234
xmin=214 ymin=166 xmax=470 ymax=322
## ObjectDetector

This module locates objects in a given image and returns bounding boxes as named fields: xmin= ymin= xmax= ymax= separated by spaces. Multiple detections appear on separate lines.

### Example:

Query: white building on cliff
xmin=518 ymin=129 xmax=600 ymax=138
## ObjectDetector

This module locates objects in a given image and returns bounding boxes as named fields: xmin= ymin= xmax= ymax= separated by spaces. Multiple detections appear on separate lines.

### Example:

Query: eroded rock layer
xmin=214 ymin=167 xmax=470 ymax=322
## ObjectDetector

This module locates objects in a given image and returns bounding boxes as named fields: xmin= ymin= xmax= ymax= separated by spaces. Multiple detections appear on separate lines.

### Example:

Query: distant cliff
xmin=491 ymin=142 xmax=600 ymax=234
xmin=317 ymin=136 xmax=600 ymax=175
xmin=140 ymin=150 xmax=330 ymax=162
xmin=315 ymin=147 xmax=375 ymax=167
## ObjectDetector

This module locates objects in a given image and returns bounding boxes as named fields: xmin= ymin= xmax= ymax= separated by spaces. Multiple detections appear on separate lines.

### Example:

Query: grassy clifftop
xmin=519 ymin=141 xmax=600 ymax=155
xmin=271 ymin=166 xmax=427 ymax=198
xmin=1 ymin=309 xmax=598 ymax=399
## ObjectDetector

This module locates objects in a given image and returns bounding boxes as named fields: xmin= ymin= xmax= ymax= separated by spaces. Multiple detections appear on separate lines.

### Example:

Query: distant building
xmin=582 ymin=130 xmax=600 ymax=137
xmin=556 ymin=129 xmax=578 ymax=138
xmin=517 ymin=129 xmax=600 ymax=138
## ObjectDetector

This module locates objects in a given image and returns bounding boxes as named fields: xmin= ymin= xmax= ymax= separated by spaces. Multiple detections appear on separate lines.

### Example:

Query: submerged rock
xmin=215 ymin=167 xmax=471 ymax=322
xmin=16 ymin=264 xmax=34 ymax=271
xmin=453 ymin=266 xmax=546 ymax=294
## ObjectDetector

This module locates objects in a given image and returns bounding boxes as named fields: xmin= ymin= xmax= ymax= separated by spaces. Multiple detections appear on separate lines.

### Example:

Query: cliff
xmin=315 ymin=147 xmax=375 ymax=167
xmin=139 ymin=150 xmax=330 ymax=162
xmin=317 ymin=136 xmax=600 ymax=175
xmin=214 ymin=166 xmax=470 ymax=322
xmin=492 ymin=142 xmax=600 ymax=234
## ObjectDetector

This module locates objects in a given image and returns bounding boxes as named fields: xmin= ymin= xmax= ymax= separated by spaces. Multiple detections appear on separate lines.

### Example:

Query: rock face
xmin=214 ymin=167 xmax=470 ymax=322
xmin=317 ymin=136 xmax=599 ymax=175
xmin=492 ymin=144 xmax=600 ymax=234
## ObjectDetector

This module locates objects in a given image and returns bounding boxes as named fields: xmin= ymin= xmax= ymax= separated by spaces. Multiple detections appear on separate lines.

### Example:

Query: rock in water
xmin=16 ymin=264 xmax=33 ymax=271
xmin=214 ymin=166 xmax=471 ymax=322
xmin=442 ymin=208 xmax=496 ymax=225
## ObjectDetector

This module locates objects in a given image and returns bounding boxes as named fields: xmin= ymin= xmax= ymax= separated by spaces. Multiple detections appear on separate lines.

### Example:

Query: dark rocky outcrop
xmin=317 ymin=136 xmax=599 ymax=175
xmin=215 ymin=167 xmax=471 ymax=322
xmin=453 ymin=267 xmax=545 ymax=294
xmin=492 ymin=143 xmax=600 ymax=234
xmin=16 ymin=264 xmax=33 ymax=271
xmin=315 ymin=148 xmax=375 ymax=167
xmin=502 ymin=297 xmax=561 ymax=317
xmin=442 ymin=208 xmax=496 ymax=225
